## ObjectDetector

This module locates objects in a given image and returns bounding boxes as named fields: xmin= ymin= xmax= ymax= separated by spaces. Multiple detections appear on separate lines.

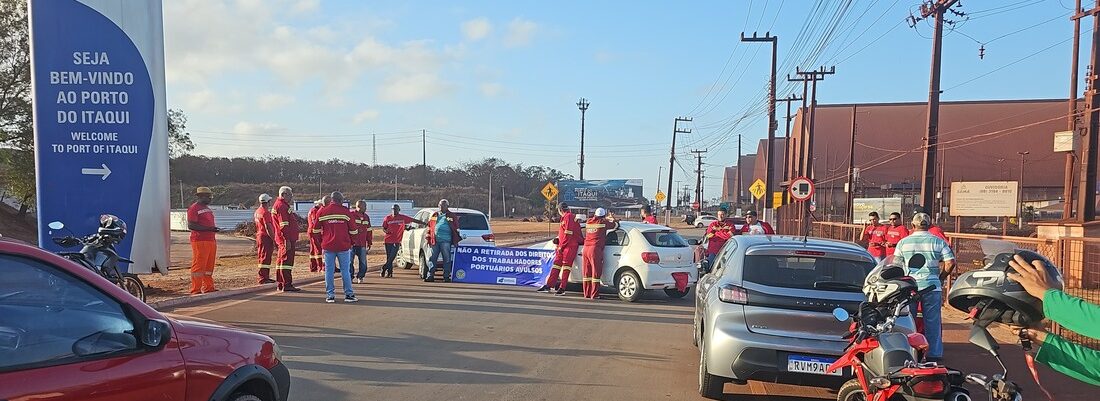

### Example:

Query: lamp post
xmin=577 ymin=98 xmax=590 ymax=180
xmin=1018 ymin=151 xmax=1030 ymax=228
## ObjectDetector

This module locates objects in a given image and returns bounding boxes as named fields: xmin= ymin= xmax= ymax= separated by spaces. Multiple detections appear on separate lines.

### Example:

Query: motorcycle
xmin=48 ymin=221 xmax=146 ymax=302
xmin=963 ymin=325 xmax=1024 ymax=401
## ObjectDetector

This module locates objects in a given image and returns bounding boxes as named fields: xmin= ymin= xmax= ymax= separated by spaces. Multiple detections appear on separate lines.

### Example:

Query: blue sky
xmin=164 ymin=0 xmax=1079 ymax=201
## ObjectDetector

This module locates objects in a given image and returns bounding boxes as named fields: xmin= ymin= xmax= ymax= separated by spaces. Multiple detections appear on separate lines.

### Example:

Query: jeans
xmin=383 ymin=243 xmax=399 ymax=272
xmin=705 ymin=254 xmax=717 ymax=273
xmin=352 ymin=246 xmax=368 ymax=279
xmin=910 ymin=289 xmax=944 ymax=358
xmin=428 ymin=241 xmax=454 ymax=279
xmin=324 ymin=249 xmax=354 ymax=298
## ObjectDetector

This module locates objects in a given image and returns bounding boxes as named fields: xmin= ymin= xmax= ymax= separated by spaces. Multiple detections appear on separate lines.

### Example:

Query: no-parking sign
xmin=789 ymin=177 xmax=815 ymax=202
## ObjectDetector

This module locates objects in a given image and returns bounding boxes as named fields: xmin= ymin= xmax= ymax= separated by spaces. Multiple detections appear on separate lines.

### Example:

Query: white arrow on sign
xmin=81 ymin=164 xmax=112 ymax=180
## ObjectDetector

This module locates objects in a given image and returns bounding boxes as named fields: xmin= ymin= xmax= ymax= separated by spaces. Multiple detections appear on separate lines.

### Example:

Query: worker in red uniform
xmin=272 ymin=186 xmax=302 ymax=292
xmin=254 ymin=193 xmax=276 ymax=284
xmin=641 ymin=206 xmax=659 ymax=224
xmin=538 ymin=203 xmax=582 ymax=295
xmin=885 ymin=212 xmax=910 ymax=256
xmin=704 ymin=209 xmax=736 ymax=268
xmin=738 ymin=210 xmax=775 ymax=235
xmin=351 ymin=200 xmax=373 ymax=283
xmin=860 ymin=211 xmax=889 ymax=263
xmin=380 ymin=204 xmax=426 ymax=278
xmin=318 ymin=192 xmax=359 ymax=303
xmin=187 ymin=186 xmax=220 ymax=295
xmin=582 ymin=207 xmax=619 ymax=300
xmin=307 ymin=196 xmax=330 ymax=272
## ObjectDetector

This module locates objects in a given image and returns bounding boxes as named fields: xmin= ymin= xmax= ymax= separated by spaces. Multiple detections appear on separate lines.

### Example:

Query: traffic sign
xmin=692 ymin=201 xmax=701 ymax=211
xmin=655 ymin=190 xmax=666 ymax=203
xmin=749 ymin=179 xmax=766 ymax=200
xmin=789 ymin=176 xmax=815 ymax=202
xmin=541 ymin=182 xmax=559 ymax=200
xmin=30 ymin=0 xmax=170 ymax=274
xmin=772 ymin=192 xmax=784 ymax=208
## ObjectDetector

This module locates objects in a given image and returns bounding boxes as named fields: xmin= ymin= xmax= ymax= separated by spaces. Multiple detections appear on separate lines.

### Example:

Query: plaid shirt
xmin=892 ymin=231 xmax=955 ymax=291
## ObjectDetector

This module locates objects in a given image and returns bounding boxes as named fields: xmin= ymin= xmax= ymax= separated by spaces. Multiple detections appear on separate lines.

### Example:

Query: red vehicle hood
xmin=163 ymin=313 xmax=279 ymax=368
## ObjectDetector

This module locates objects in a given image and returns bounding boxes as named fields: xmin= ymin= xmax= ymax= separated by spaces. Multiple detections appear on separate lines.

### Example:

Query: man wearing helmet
xmin=582 ymin=207 xmax=619 ymax=299
xmin=254 ymin=193 xmax=276 ymax=284
xmin=892 ymin=213 xmax=955 ymax=362
xmin=187 ymin=187 xmax=221 ymax=295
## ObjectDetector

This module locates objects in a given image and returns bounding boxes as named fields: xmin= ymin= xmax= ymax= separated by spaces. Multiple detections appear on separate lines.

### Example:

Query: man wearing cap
xmin=307 ymin=196 xmax=330 ymax=273
xmin=254 ymin=194 xmax=277 ymax=284
xmin=351 ymin=200 xmax=373 ymax=283
xmin=272 ymin=186 xmax=302 ymax=292
xmin=538 ymin=203 xmax=582 ymax=295
xmin=582 ymin=208 xmax=619 ymax=299
xmin=426 ymin=199 xmax=463 ymax=282
xmin=738 ymin=210 xmax=775 ymax=235
xmin=318 ymin=192 xmax=359 ymax=303
xmin=893 ymin=212 xmax=956 ymax=362
xmin=187 ymin=187 xmax=220 ymax=295
xmin=704 ymin=209 xmax=736 ymax=268
xmin=381 ymin=204 xmax=426 ymax=278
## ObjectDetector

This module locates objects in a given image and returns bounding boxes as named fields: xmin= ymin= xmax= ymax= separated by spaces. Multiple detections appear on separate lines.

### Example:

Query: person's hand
xmin=1005 ymin=254 xmax=1058 ymax=300
xmin=1011 ymin=326 xmax=1048 ymax=350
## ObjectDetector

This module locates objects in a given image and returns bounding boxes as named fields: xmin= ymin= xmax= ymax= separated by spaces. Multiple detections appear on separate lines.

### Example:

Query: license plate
xmin=787 ymin=355 xmax=841 ymax=376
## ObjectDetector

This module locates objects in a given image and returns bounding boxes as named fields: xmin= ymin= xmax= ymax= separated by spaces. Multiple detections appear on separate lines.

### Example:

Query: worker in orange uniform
xmin=254 ymin=193 xmax=276 ymax=284
xmin=704 ymin=209 xmax=736 ymax=268
xmin=538 ymin=203 xmax=582 ymax=295
xmin=582 ymin=207 xmax=619 ymax=300
xmin=351 ymin=200 xmax=374 ymax=283
xmin=307 ymin=196 xmax=330 ymax=272
xmin=272 ymin=186 xmax=302 ymax=292
xmin=885 ymin=212 xmax=910 ymax=256
xmin=187 ymin=187 xmax=220 ymax=295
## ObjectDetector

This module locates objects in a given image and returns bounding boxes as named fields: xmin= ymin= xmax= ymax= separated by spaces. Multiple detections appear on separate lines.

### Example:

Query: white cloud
xmin=183 ymin=88 xmax=216 ymax=111
xmin=291 ymin=0 xmax=320 ymax=14
xmin=504 ymin=18 xmax=537 ymax=48
xmin=379 ymin=73 xmax=448 ymax=102
xmin=479 ymin=82 xmax=503 ymax=97
xmin=257 ymin=93 xmax=295 ymax=110
xmin=461 ymin=18 xmax=492 ymax=41
xmin=232 ymin=121 xmax=287 ymax=136
xmin=352 ymin=109 xmax=380 ymax=124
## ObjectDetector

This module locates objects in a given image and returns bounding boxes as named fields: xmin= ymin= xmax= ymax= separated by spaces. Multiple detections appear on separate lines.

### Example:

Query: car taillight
xmin=910 ymin=377 xmax=947 ymax=397
xmin=641 ymin=252 xmax=660 ymax=264
xmin=718 ymin=284 xmax=747 ymax=304
xmin=482 ymin=234 xmax=495 ymax=242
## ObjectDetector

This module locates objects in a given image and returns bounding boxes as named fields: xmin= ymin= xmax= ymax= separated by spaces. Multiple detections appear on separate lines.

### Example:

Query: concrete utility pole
xmin=776 ymin=94 xmax=803 ymax=186
xmin=736 ymin=133 xmax=743 ymax=204
xmin=577 ymin=98 xmax=590 ymax=180
xmin=1065 ymin=0 xmax=1084 ymax=220
xmin=799 ymin=66 xmax=834 ymax=180
xmin=1019 ymin=151 xmax=1030 ymax=228
xmin=742 ymin=32 xmax=780 ymax=217
xmin=666 ymin=117 xmax=692 ymax=212
xmin=846 ymin=105 xmax=858 ymax=224
xmin=692 ymin=149 xmax=708 ymax=211
xmin=421 ymin=129 xmax=427 ymax=184
xmin=372 ymin=133 xmax=377 ymax=167
xmin=1080 ymin=0 xmax=1100 ymax=222
xmin=914 ymin=0 xmax=960 ymax=214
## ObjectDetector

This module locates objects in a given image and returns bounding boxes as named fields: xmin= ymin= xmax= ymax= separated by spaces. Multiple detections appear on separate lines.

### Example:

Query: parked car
xmin=694 ymin=215 xmax=747 ymax=229
xmin=395 ymin=207 xmax=496 ymax=278
xmin=0 ymin=238 xmax=290 ymax=401
xmin=694 ymin=235 xmax=914 ymax=399
xmin=540 ymin=221 xmax=698 ymax=302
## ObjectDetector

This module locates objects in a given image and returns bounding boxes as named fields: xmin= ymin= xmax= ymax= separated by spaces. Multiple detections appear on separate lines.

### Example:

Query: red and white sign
xmin=789 ymin=177 xmax=815 ymax=202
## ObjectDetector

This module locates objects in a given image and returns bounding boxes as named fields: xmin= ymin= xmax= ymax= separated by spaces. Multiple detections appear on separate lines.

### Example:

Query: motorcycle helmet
xmin=98 ymin=214 xmax=128 ymax=240
xmin=863 ymin=255 xmax=918 ymax=304
xmin=947 ymin=239 xmax=1064 ymax=327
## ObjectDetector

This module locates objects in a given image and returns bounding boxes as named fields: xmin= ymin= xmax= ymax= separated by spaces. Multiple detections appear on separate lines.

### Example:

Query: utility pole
xmin=502 ymin=185 xmax=507 ymax=218
xmin=742 ymin=32 xmax=780 ymax=218
xmin=372 ymin=133 xmax=377 ymax=167
xmin=577 ymin=98 xmax=590 ymax=180
xmin=846 ymin=104 xmax=858 ymax=224
xmin=913 ymin=0 xmax=961 ymax=214
xmin=797 ymin=66 xmax=835 ymax=180
xmin=736 ymin=133 xmax=743 ymax=205
xmin=656 ymin=166 xmax=663 ymax=203
xmin=488 ymin=170 xmax=493 ymax=220
xmin=776 ymin=94 xmax=803 ymax=185
xmin=787 ymin=67 xmax=834 ymax=236
xmin=1019 ymin=151 xmax=1030 ymax=228
xmin=421 ymin=129 xmax=427 ymax=184
xmin=666 ymin=117 xmax=692 ymax=213
xmin=692 ymin=149 xmax=708 ymax=211
xmin=1067 ymin=0 xmax=1085 ymax=219
xmin=1078 ymin=0 xmax=1100 ymax=222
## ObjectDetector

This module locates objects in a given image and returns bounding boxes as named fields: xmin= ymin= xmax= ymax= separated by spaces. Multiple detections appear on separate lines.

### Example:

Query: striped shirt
xmin=892 ymin=231 xmax=955 ymax=291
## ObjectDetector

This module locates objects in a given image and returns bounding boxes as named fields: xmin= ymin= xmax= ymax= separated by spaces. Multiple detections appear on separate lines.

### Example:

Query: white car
xmin=540 ymin=221 xmax=698 ymax=302
xmin=395 ymin=207 xmax=496 ymax=278
xmin=694 ymin=215 xmax=718 ymax=228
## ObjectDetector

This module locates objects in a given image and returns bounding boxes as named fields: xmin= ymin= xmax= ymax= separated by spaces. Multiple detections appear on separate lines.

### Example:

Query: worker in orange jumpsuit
xmin=538 ymin=203 xmax=582 ymax=295
xmin=272 ymin=186 xmax=302 ymax=292
xmin=187 ymin=186 xmax=220 ymax=295
xmin=582 ymin=207 xmax=619 ymax=300
xmin=307 ymin=196 xmax=330 ymax=272
xmin=254 ymin=193 xmax=276 ymax=284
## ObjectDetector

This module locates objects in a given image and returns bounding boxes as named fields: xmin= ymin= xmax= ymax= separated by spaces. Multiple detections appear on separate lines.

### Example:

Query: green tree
xmin=168 ymin=108 xmax=194 ymax=158
xmin=0 ymin=0 xmax=33 ymax=215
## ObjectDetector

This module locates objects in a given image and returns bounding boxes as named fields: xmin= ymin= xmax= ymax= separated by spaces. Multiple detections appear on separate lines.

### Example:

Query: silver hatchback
xmin=694 ymin=236 xmax=914 ymax=399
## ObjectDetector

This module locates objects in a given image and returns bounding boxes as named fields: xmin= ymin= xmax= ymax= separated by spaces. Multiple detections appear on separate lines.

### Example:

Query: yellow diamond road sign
xmin=749 ymin=179 xmax=766 ymax=200
xmin=541 ymin=182 xmax=559 ymax=200
xmin=655 ymin=191 xmax=666 ymax=203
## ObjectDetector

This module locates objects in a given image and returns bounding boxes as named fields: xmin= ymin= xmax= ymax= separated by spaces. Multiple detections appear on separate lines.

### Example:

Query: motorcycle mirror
xmin=907 ymin=253 xmax=927 ymax=270
xmin=48 ymin=221 xmax=65 ymax=230
xmin=969 ymin=326 xmax=1000 ymax=356
xmin=832 ymin=308 xmax=850 ymax=322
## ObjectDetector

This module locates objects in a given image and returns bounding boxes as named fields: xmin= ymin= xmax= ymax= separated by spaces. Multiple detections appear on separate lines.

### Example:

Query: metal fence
xmin=811 ymin=222 xmax=1100 ymax=349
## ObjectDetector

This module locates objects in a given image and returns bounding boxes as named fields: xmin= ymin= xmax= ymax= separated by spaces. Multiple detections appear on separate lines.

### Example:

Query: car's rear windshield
xmin=643 ymin=231 xmax=689 ymax=248
xmin=742 ymin=255 xmax=873 ymax=292
xmin=456 ymin=213 xmax=490 ymax=230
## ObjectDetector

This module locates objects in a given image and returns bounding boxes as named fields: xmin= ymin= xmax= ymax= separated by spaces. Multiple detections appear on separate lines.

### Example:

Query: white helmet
xmin=258 ymin=193 xmax=273 ymax=203
xmin=594 ymin=208 xmax=608 ymax=217
xmin=863 ymin=255 xmax=917 ymax=304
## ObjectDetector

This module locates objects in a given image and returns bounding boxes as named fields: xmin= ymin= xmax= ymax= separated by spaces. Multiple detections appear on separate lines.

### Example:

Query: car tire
xmin=696 ymin=223 xmax=703 ymax=228
xmin=419 ymin=252 xmax=429 ymax=279
xmin=617 ymin=269 xmax=643 ymax=302
xmin=692 ymin=317 xmax=700 ymax=347
xmin=836 ymin=378 xmax=866 ymax=401
xmin=397 ymin=253 xmax=413 ymax=270
xmin=121 ymin=273 xmax=146 ymax=302
xmin=698 ymin=333 xmax=727 ymax=399
xmin=664 ymin=288 xmax=689 ymax=299
xmin=229 ymin=393 xmax=263 ymax=401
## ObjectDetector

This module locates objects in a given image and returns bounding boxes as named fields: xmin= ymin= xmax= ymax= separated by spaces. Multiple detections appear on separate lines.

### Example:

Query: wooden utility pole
xmin=1079 ymin=0 xmax=1100 ymax=222
xmin=846 ymin=105 xmax=858 ymax=224
xmin=915 ymin=0 xmax=960 ymax=214
xmin=741 ymin=32 xmax=780 ymax=217
xmin=1067 ymin=0 xmax=1084 ymax=220
xmin=692 ymin=149 xmax=708 ymax=211
xmin=787 ymin=76 xmax=811 ymax=179
xmin=666 ymin=117 xmax=692 ymax=212
xmin=794 ymin=66 xmax=835 ymax=180
xmin=777 ymin=94 xmax=803 ymax=185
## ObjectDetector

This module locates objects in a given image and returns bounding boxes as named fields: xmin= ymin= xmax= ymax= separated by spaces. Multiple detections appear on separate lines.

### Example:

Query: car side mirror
xmin=688 ymin=239 xmax=700 ymax=246
xmin=832 ymin=308 xmax=850 ymax=322
xmin=552 ymin=238 xmax=560 ymax=245
xmin=142 ymin=319 xmax=171 ymax=348
xmin=48 ymin=221 xmax=65 ymax=230
xmin=968 ymin=326 xmax=1000 ymax=356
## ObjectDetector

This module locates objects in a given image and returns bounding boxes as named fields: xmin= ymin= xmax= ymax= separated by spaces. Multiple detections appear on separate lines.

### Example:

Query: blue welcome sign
xmin=451 ymin=246 xmax=555 ymax=287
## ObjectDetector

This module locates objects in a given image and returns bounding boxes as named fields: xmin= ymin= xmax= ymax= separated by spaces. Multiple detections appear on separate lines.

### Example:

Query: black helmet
xmin=947 ymin=239 xmax=1064 ymax=327
xmin=97 ymin=214 xmax=128 ymax=240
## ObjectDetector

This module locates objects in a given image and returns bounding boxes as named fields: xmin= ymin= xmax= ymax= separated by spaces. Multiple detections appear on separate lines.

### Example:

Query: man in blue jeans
xmin=892 ymin=212 xmax=956 ymax=362
xmin=317 ymin=192 xmax=359 ymax=303
xmin=425 ymin=199 xmax=463 ymax=283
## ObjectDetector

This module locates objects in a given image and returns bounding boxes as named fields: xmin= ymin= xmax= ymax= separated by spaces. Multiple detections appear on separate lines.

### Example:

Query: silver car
xmin=694 ymin=235 xmax=914 ymax=399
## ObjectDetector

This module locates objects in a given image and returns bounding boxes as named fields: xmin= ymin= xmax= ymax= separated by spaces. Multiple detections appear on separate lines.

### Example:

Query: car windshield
xmin=456 ymin=213 xmax=489 ymax=230
xmin=742 ymin=255 xmax=873 ymax=292
xmin=642 ymin=231 xmax=689 ymax=248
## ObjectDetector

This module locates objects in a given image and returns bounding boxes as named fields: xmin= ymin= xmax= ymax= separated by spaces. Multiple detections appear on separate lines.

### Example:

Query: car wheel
xmin=397 ymin=253 xmax=413 ymax=270
xmin=617 ymin=270 xmax=642 ymax=302
xmin=419 ymin=252 xmax=429 ymax=279
xmin=121 ymin=274 xmax=146 ymax=302
xmin=836 ymin=378 xmax=867 ymax=401
xmin=665 ymin=287 xmax=689 ymax=299
xmin=229 ymin=393 xmax=263 ymax=401
xmin=698 ymin=332 xmax=727 ymax=399
xmin=692 ymin=317 xmax=700 ymax=347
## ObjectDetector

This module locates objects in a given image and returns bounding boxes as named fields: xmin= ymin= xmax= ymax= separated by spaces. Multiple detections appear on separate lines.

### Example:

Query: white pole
xmin=502 ymin=185 xmax=507 ymax=219
xmin=488 ymin=171 xmax=493 ymax=220
xmin=394 ymin=172 xmax=398 ymax=201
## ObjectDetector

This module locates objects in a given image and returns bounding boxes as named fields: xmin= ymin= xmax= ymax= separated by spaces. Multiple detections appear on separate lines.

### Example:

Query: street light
xmin=1018 ymin=151 xmax=1030 ymax=228
xmin=577 ymin=98 xmax=590 ymax=180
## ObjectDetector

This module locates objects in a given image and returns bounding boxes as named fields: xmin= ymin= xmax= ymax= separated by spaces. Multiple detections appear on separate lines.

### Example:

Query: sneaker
xmin=535 ymin=285 xmax=551 ymax=292
xmin=345 ymin=295 xmax=359 ymax=303
xmin=555 ymin=288 xmax=566 ymax=296
xmin=325 ymin=297 xmax=336 ymax=303
xmin=386 ymin=271 xmax=394 ymax=278
xmin=353 ymin=278 xmax=362 ymax=284
xmin=283 ymin=286 xmax=302 ymax=292
xmin=260 ymin=279 xmax=276 ymax=284
xmin=380 ymin=271 xmax=387 ymax=278
xmin=424 ymin=277 xmax=434 ymax=283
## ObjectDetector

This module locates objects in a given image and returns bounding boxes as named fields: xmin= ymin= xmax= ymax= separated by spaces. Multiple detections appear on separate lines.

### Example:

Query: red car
xmin=0 ymin=238 xmax=290 ymax=401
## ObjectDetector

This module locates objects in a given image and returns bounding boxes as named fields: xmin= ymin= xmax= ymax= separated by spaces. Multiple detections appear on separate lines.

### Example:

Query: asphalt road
xmin=166 ymin=265 xmax=837 ymax=401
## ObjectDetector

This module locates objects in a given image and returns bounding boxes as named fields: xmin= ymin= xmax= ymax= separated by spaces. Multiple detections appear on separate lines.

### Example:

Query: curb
xmin=150 ymin=276 xmax=325 ymax=310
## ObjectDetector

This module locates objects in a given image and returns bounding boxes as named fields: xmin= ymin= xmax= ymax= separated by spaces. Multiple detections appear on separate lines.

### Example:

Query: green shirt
xmin=1034 ymin=289 xmax=1100 ymax=386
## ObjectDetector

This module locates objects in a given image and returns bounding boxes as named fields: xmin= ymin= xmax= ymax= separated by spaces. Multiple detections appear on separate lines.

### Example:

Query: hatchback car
xmin=540 ymin=221 xmax=697 ymax=302
xmin=396 ymin=207 xmax=495 ymax=278
xmin=0 ymin=238 xmax=290 ymax=401
xmin=694 ymin=235 xmax=913 ymax=399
